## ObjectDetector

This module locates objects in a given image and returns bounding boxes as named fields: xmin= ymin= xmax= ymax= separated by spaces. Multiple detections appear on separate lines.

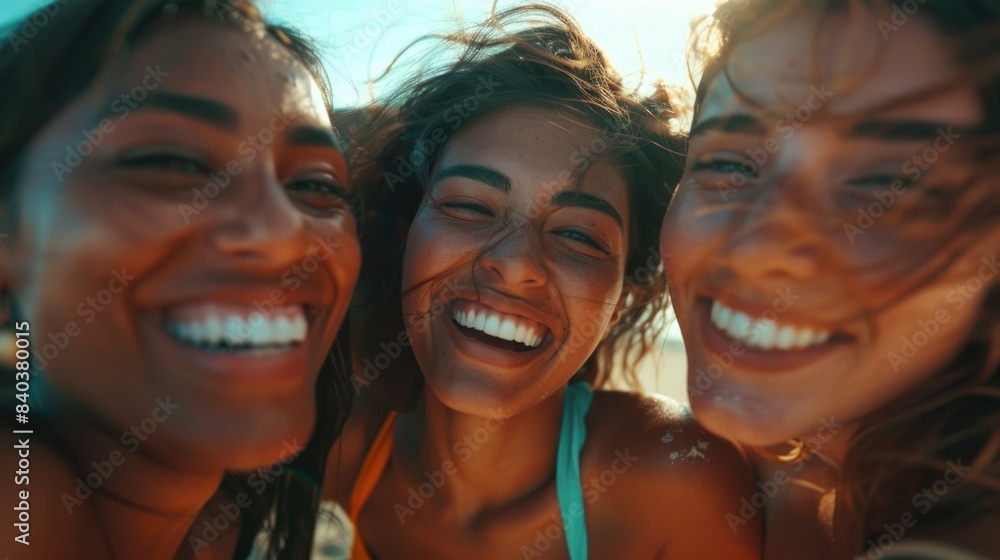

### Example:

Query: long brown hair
xmin=0 ymin=1 xmax=352 ymax=558
xmin=687 ymin=0 xmax=1000 ymax=551
xmin=347 ymin=4 xmax=683 ymax=390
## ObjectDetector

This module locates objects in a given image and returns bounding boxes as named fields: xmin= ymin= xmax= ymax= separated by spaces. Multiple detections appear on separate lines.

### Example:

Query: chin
xmin=688 ymin=389 xmax=805 ymax=448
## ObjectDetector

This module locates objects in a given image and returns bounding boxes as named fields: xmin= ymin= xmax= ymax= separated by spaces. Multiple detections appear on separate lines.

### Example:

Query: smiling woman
xmin=326 ymin=5 xmax=761 ymax=560
xmin=661 ymin=0 xmax=1000 ymax=557
xmin=0 ymin=0 xmax=358 ymax=558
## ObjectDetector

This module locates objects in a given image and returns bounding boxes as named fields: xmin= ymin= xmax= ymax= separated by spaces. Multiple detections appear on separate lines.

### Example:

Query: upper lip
xmin=448 ymin=287 xmax=559 ymax=338
xmin=152 ymin=284 xmax=330 ymax=319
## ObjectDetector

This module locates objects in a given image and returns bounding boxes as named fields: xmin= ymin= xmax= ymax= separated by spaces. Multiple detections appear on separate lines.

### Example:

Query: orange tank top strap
xmin=348 ymin=411 xmax=398 ymax=560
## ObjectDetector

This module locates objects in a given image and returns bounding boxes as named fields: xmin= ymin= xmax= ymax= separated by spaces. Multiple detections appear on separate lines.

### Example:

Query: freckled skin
xmin=661 ymin=8 xmax=1000 ymax=559
xmin=328 ymin=106 xmax=761 ymax=560
xmin=1 ymin=18 xmax=359 ymax=559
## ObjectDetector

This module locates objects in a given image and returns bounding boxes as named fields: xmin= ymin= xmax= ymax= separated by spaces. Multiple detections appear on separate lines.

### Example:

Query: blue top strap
xmin=556 ymin=381 xmax=593 ymax=560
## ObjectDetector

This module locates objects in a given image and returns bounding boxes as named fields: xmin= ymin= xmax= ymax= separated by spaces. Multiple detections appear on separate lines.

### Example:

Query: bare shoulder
xmin=585 ymin=390 xmax=762 ymax=559
xmin=1 ymin=430 xmax=109 ymax=558
xmin=587 ymin=390 xmax=750 ymax=477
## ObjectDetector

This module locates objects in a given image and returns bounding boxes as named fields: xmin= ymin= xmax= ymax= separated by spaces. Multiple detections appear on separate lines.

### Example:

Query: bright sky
xmin=261 ymin=0 xmax=717 ymax=108
xmin=1 ymin=0 xmax=717 ymax=108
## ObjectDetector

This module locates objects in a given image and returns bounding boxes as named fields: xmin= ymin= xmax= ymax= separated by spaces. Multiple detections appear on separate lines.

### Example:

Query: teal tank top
xmin=556 ymin=381 xmax=592 ymax=560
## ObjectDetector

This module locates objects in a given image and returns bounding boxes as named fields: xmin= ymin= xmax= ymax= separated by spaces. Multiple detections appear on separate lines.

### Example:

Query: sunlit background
xmin=1 ymin=0 xmax=721 ymax=400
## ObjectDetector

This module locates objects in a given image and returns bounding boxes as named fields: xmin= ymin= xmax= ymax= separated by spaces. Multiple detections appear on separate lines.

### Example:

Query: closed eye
xmin=120 ymin=152 xmax=211 ymax=175
xmin=287 ymin=177 xmax=351 ymax=212
xmin=844 ymin=173 xmax=916 ymax=189
xmin=438 ymin=201 xmax=496 ymax=218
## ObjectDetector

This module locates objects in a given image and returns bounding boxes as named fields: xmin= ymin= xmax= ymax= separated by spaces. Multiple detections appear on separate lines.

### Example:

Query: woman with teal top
xmin=326 ymin=6 xmax=762 ymax=558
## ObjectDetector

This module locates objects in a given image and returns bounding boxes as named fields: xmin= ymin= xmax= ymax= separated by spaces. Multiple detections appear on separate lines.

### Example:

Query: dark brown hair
xmin=348 ymin=4 xmax=683 ymax=389
xmin=0 ymin=1 xmax=351 ymax=558
xmin=688 ymin=0 xmax=1000 ymax=552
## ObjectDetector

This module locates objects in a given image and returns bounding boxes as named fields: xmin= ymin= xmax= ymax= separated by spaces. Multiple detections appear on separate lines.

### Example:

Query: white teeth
xmin=483 ymin=315 xmax=501 ymax=338
xmin=203 ymin=316 xmax=223 ymax=345
xmin=451 ymin=305 xmax=547 ymax=349
xmin=273 ymin=316 xmax=293 ymax=345
xmin=775 ymin=325 xmax=795 ymax=350
xmin=513 ymin=323 xmax=527 ymax=343
xmin=498 ymin=319 xmax=517 ymax=341
xmin=709 ymin=299 xmax=831 ymax=352
xmin=166 ymin=305 xmax=308 ymax=350
xmin=750 ymin=319 xmax=778 ymax=350
xmin=728 ymin=311 xmax=751 ymax=340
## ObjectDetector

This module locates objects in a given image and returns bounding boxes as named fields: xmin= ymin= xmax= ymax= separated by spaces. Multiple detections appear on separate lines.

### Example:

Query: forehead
xmin=100 ymin=17 xmax=329 ymax=125
xmin=700 ymin=8 xmax=981 ymax=124
xmin=439 ymin=105 xmax=629 ymax=209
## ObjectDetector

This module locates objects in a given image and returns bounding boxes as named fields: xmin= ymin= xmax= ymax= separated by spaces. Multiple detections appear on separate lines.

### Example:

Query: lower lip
xmin=696 ymin=298 xmax=848 ymax=374
xmin=443 ymin=313 xmax=549 ymax=370
xmin=148 ymin=316 xmax=311 ymax=394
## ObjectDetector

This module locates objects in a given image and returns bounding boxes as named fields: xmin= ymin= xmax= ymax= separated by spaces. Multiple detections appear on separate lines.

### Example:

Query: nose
xmin=723 ymin=173 xmax=824 ymax=283
xmin=207 ymin=170 xmax=310 ymax=270
xmin=479 ymin=227 xmax=549 ymax=288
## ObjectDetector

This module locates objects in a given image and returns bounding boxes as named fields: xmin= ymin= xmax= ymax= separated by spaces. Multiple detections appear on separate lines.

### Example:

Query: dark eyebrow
xmin=133 ymin=92 xmax=241 ymax=130
xmin=689 ymin=114 xmax=766 ymax=137
xmin=848 ymin=119 xmax=967 ymax=141
xmin=432 ymin=164 xmax=511 ymax=193
xmin=287 ymin=126 xmax=345 ymax=152
xmin=551 ymin=191 xmax=624 ymax=229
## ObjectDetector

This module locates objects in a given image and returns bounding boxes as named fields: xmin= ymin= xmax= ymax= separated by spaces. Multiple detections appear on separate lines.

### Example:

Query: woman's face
xmin=661 ymin=10 xmax=996 ymax=446
xmin=3 ymin=19 xmax=360 ymax=470
xmin=402 ymin=105 xmax=630 ymax=418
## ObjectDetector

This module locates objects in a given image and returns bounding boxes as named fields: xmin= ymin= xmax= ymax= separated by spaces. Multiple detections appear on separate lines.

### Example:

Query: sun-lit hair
xmin=347 ymin=3 xmax=684 ymax=390
xmin=687 ymin=0 xmax=1000 ymax=550
xmin=0 ymin=1 xmax=351 ymax=558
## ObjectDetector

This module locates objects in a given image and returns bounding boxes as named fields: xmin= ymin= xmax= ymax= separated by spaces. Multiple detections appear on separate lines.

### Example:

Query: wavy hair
xmin=346 ymin=3 xmax=684 ymax=390
xmin=687 ymin=0 xmax=1000 ymax=551
xmin=0 ymin=1 xmax=353 ymax=558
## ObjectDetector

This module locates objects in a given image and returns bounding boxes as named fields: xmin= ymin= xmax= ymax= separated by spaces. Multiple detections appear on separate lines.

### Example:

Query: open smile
xmin=450 ymin=301 xmax=549 ymax=352
xmin=697 ymin=297 xmax=853 ymax=374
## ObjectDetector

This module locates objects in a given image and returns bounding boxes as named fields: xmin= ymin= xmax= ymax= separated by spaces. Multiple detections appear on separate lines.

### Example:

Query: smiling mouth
xmin=706 ymin=298 xmax=849 ymax=351
xmin=163 ymin=303 xmax=309 ymax=354
xmin=450 ymin=302 xmax=549 ymax=353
